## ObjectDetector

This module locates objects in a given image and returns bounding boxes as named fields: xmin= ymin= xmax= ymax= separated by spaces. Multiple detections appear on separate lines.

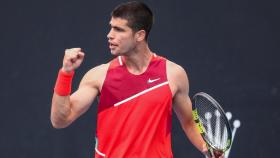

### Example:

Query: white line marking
xmin=118 ymin=56 xmax=123 ymax=66
xmin=114 ymin=81 xmax=169 ymax=107
xmin=95 ymin=148 xmax=106 ymax=157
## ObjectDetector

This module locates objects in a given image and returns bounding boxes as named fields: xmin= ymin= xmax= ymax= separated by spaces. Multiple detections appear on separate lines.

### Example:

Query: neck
xmin=123 ymin=43 xmax=153 ymax=75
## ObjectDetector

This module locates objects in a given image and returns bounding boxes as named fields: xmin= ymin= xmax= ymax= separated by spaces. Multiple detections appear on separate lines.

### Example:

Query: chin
xmin=110 ymin=50 xmax=120 ymax=56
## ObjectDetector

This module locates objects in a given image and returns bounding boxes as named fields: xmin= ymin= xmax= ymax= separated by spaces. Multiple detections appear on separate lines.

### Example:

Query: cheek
xmin=118 ymin=36 xmax=135 ymax=48
xmin=123 ymin=40 xmax=136 ymax=52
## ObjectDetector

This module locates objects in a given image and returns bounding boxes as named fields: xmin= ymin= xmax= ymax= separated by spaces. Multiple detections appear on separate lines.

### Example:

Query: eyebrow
xmin=109 ymin=23 xmax=125 ymax=32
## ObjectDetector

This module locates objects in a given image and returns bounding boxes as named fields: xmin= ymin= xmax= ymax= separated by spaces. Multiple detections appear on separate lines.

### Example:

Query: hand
xmin=202 ymin=145 xmax=224 ymax=158
xmin=62 ymin=48 xmax=85 ymax=73
xmin=212 ymin=150 xmax=224 ymax=158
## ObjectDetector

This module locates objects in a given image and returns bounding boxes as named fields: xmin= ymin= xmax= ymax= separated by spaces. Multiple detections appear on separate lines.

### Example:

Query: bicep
xmin=66 ymin=69 xmax=102 ymax=122
xmin=68 ymin=85 xmax=98 ymax=121
xmin=173 ymin=91 xmax=193 ymax=126
xmin=171 ymin=64 xmax=193 ymax=126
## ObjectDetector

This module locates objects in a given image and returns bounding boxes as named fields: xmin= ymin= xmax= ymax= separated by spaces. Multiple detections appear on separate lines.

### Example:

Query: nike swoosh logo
xmin=147 ymin=78 xmax=160 ymax=83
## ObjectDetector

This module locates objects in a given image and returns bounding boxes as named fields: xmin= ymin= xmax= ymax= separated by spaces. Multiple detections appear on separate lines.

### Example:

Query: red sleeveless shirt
xmin=95 ymin=54 xmax=173 ymax=158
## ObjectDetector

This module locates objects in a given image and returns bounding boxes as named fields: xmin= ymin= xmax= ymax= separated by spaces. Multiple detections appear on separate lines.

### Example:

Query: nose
xmin=107 ymin=28 xmax=114 ymax=40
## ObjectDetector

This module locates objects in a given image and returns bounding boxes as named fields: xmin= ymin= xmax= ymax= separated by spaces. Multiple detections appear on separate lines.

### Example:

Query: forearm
xmin=51 ymin=93 xmax=72 ymax=128
xmin=182 ymin=120 xmax=207 ymax=154
xmin=51 ymin=65 xmax=75 ymax=128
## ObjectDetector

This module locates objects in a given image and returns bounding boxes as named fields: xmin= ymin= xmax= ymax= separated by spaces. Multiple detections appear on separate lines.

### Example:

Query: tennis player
xmin=51 ymin=1 xmax=223 ymax=158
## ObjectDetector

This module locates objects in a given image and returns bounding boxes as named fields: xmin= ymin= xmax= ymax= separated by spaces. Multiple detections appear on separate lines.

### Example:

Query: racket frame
xmin=192 ymin=92 xmax=232 ymax=156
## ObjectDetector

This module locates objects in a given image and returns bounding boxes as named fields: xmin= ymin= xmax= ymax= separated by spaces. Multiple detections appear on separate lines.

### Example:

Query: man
xmin=51 ymin=1 xmax=223 ymax=158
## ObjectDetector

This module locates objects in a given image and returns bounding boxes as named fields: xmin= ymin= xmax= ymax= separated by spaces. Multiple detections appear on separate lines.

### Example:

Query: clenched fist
xmin=62 ymin=48 xmax=85 ymax=73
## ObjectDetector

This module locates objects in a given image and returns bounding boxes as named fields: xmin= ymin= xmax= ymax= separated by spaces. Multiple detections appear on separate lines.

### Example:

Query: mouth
xmin=109 ymin=41 xmax=118 ymax=49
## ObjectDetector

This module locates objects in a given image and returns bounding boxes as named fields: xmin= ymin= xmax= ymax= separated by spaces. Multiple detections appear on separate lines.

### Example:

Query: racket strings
xmin=195 ymin=96 xmax=230 ymax=150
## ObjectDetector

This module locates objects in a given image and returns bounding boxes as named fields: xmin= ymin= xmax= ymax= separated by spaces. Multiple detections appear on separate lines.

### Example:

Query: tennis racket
xmin=192 ymin=92 xmax=232 ymax=157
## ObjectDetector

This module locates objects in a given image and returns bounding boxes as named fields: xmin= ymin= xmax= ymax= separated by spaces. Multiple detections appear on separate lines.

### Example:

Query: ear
xmin=135 ymin=30 xmax=146 ymax=42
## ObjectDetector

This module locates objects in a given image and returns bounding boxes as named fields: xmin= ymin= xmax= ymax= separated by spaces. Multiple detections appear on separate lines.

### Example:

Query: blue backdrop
xmin=1 ymin=0 xmax=279 ymax=157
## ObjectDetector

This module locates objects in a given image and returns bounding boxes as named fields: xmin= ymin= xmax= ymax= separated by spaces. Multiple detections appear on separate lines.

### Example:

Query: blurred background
xmin=0 ymin=0 xmax=279 ymax=157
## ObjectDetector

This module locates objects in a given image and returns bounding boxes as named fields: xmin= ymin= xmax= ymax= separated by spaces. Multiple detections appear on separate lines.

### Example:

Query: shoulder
xmin=166 ymin=60 xmax=189 ymax=95
xmin=79 ymin=63 xmax=110 ymax=91
xmin=86 ymin=63 xmax=110 ymax=77
xmin=166 ymin=60 xmax=188 ymax=83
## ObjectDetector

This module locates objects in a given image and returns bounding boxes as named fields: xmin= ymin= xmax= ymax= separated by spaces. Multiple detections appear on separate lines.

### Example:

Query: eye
xmin=114 ymin=27 xmax=124 ymax=32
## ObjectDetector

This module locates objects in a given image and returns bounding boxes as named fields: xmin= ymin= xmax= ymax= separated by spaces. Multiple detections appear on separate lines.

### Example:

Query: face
xmin=107 ymin=17 xmax=138 ymax=56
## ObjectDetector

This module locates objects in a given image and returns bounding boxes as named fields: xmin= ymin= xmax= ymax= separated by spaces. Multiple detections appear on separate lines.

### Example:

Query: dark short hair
xmin=111 ymin=1 xmax=154 ymax=40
